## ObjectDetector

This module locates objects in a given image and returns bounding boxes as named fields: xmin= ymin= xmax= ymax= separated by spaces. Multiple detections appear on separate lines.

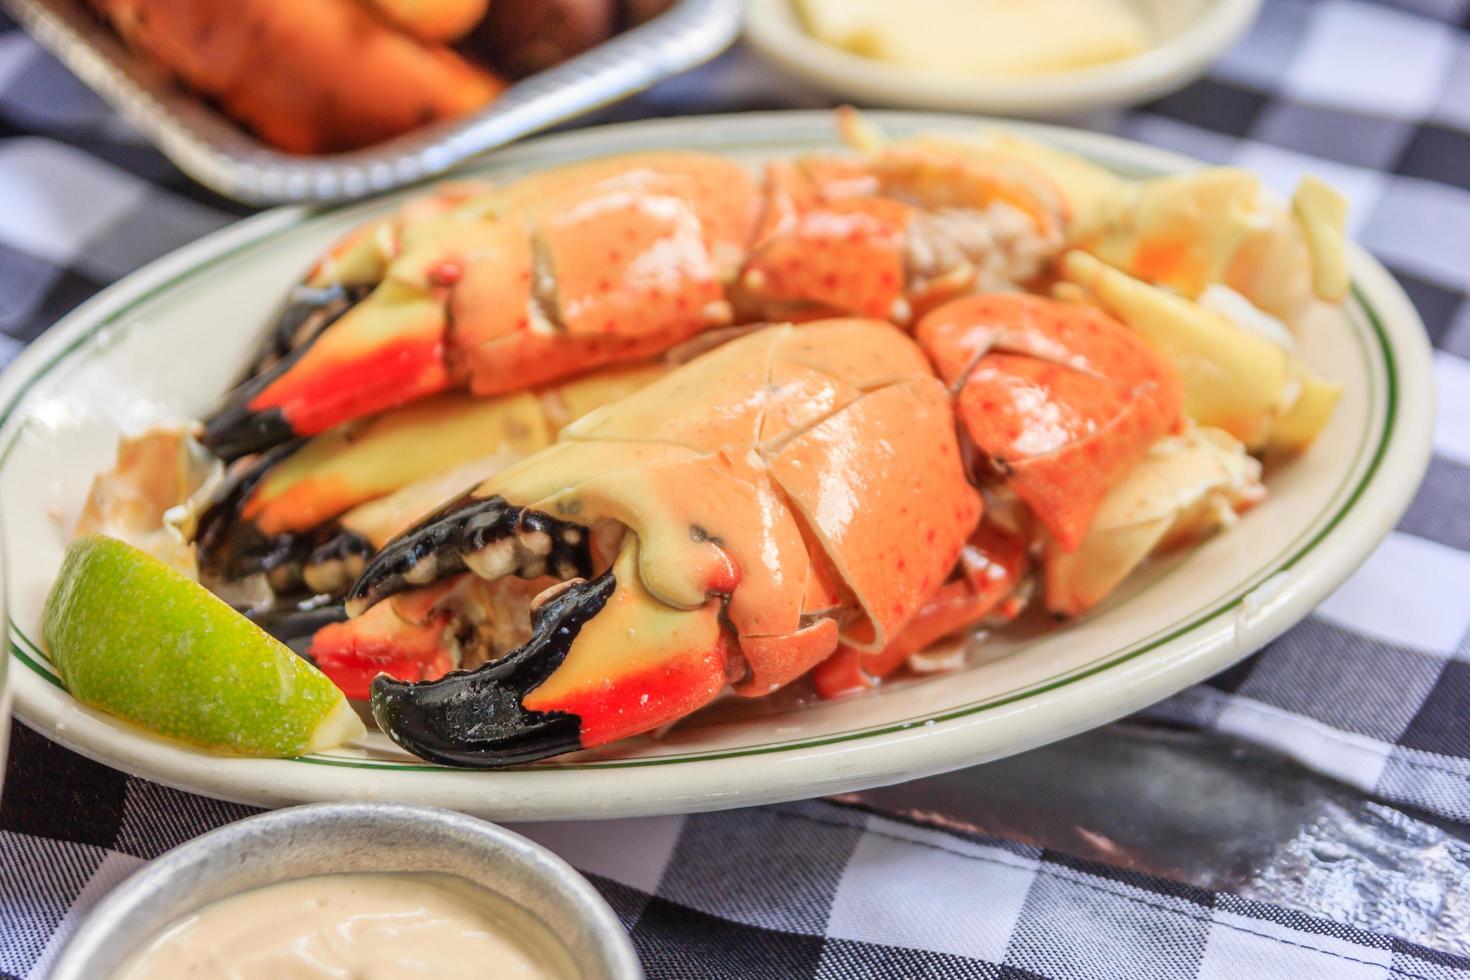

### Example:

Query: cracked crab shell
xmin=917 ymin=292 xmax=1182 ymax=552
xmin=478 ymin=319 xmax=982 ymax=693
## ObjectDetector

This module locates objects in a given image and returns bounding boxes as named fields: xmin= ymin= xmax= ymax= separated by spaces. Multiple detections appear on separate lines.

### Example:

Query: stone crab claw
xmin=201 ymin=118 xmax=1071 ymax=463
xmin=202 ymin=154 xmax=758 ymax=460
xmin=343 ymin=320 xmax=981 ymax=767
xmin=738 ymin=109 xmax=1069 ymax=325
xmin=917 ymin=292 xmax=1183 ymax=553
xmin=809 ymin=520 xmax=1030 ymax=699
xmin=193 ymin=363 xmax=663 ymax=602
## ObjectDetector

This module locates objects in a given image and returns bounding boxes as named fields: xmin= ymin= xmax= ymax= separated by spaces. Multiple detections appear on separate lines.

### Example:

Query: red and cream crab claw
xmin=916 ymin=292 xmax=1183 ymax=553
xmin=202 ymin=153 xmax=759 ymax=460
xmin=343 ymin=320 xmax=981 ymax=766
xmin=202 ymin=117 xmax=1069 ymax=462
xmin=193 ymin=362 xmax=663 ymax=601
xmin=805 ymin=292 xmax=1186 ymax=700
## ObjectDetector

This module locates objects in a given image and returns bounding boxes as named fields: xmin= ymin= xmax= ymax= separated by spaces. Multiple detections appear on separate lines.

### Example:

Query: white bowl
xmin=744 ymin=0 xmax=1263 ymax=117
xmin=2 ymin=111 xmax=1433 ymax=821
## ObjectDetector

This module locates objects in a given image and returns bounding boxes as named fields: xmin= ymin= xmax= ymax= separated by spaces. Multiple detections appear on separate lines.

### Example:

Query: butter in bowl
xmin=744 ymin=0 xmax=1264 ymax=117
xmin=797 ymin=0 xmax=1153 ymax=78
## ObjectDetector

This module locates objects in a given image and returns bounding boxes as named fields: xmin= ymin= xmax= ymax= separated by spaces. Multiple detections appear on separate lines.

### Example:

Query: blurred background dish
xmin=744 ymin=0 xmax=1263 ymax=117
xmin=74 ymin=0 xmax=691 ymax=155
xmin=0 ymin=0 xmax=740 ymax=202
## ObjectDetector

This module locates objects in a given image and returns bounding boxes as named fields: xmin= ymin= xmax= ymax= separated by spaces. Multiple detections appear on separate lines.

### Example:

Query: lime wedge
xmin=42 ymin=535 xmax=365 ymax=756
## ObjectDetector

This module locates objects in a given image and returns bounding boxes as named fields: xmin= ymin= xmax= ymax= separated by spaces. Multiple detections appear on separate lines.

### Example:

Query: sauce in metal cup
xmin=50 ymin=803 xmax=642 ymax=980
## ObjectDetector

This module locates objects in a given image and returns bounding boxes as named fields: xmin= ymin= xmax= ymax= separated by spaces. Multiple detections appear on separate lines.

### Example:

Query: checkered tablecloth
xmin=2 ymin=1 xmax=1469 ymax=977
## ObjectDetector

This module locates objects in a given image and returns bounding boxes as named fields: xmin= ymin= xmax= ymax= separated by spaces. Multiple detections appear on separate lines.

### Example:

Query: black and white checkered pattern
xmin=2 ymin=1 xmax=1469 ymax=976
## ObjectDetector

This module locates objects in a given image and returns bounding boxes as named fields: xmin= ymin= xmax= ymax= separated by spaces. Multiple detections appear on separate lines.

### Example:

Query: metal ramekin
xmin=2 ymin=0 xmax=741 ymax=205
xmin=49 ymin=802 xmax=642 ymax=979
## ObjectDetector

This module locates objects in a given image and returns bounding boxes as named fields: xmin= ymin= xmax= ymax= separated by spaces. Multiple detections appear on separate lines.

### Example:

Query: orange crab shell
xmin=741 ymin=140 xmax=1069 ymax=324
xmin=240 ymin=153 xmax=759 ymax=441
xmin=744 ymin=160 xmax=910 ymax=321
xmin=464 ymin=319 xmax=982 ymax=738
xmin=451 ymin=155 xmax=761 ymax=397
xmin=810 ymin=520 xmax=1028 ymax=699
xmin=917 ymin=293 xmax=1182 ymax=552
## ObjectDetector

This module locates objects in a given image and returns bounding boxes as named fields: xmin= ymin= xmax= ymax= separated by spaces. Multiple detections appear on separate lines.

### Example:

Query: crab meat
xmin=1060 ymin=251 xmax=1341 ymax=455
xmin=74 ymin=426 xmax=220 ymax=576
xmin=1046 ymin=425 xmax=1265 ymax=617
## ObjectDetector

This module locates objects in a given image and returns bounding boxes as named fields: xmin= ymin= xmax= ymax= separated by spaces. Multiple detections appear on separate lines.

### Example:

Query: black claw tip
xmin=346 ymin=495 xmax=593 ymax=617
xmin=195 ymin=440 xmax=305 ymax=583
xmin=201 ymin=404 xmax=296 ymax=462
xmin=242 ymin=283 xmax=367 ymax=383
xmin=370 ymin=570 xmax=616 ymax=767
xmin=241 ymin=597 xmax=348 ymax=656
xmin=194 ymin=438 xmax=376 ymax=602
xmin=203 ymin=282 xmax=371 ymax=461
xmin=302 ymin=531 xmax=374 ymax=595
xmin=345 ymin=492 xmax=486 ymax=616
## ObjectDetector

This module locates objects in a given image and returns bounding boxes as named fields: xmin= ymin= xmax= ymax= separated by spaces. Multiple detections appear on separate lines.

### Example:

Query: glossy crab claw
xmin=917 ymin=293 xmax=1182 ymax=552
xmin=201 ymin=184 xmax=496 ymax=461
xmin=234 ymin=283 xmax=373 ymax=386
xmin=346 ymin=320 xmax=980 ymax=766
xmin=194 ymin=363 xmax=665 ymax=600
xmin=202 ymin=274 xmax=456 ymax=461
xmin=369 ymin=535 xmax=738 ymax=766
xmin=196 ymin=391 xmax=554 ymax=593
xmin=202 ymin=154 xmax=756 ymax=460
xmin=369 ymin=573 xmax=608 ymax=766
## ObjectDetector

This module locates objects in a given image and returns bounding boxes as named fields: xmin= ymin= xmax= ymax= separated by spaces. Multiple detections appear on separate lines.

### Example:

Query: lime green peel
xmin=42 ymin=535 xmax=364 ymax=757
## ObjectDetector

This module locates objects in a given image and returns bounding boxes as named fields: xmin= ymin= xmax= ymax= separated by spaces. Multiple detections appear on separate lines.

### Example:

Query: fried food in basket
xmin=87 ymin=0 xmax=505 ymax=153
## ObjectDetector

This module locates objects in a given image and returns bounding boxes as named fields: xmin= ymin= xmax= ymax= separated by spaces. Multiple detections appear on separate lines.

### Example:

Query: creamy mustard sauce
xmin=797 ymin=0 xmax=1152 ymax=76
xmin=114 ymin=872 xmax=575 ymax=980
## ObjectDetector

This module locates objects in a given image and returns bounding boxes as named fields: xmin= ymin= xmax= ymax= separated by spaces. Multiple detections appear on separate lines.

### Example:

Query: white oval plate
xmin=1 ymin=112 xmax=1433 ymax=819
xmin=744 ymin=0 xmax=1263 ymax=117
